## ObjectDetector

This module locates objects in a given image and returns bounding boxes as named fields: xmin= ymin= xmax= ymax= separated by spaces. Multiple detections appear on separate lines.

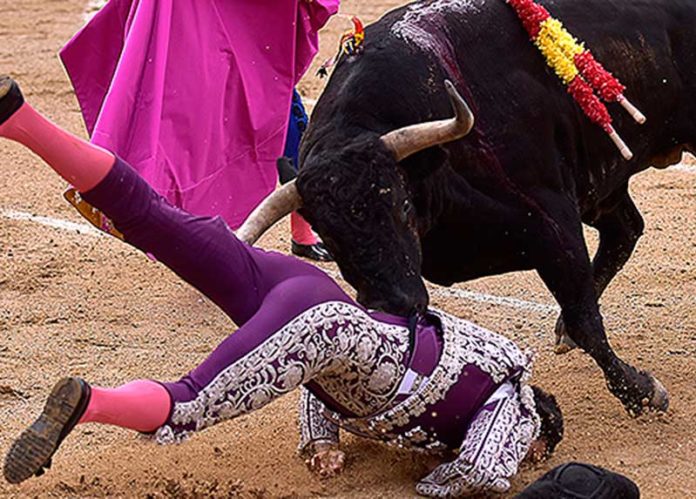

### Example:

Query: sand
xmin=0 ymin=0 xmax=694 ymax=497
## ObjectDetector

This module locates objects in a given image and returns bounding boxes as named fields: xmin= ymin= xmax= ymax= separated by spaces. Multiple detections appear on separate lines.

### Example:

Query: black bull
xmin=293 ymin=0 xmax=693 ymax=414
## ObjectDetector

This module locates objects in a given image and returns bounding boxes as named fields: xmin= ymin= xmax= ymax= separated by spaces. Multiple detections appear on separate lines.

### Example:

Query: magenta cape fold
xmin=61 ymin=0 xmax=338 ymax=229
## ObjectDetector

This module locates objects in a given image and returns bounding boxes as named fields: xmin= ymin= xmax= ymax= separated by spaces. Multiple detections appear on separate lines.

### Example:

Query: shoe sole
xmin=0 ymin=76 xmax=13 ymax=99
xmin=3 ymin=378 xmax=84 ymax=484
xmin=0 ymin=75 xmax=23 ymax=126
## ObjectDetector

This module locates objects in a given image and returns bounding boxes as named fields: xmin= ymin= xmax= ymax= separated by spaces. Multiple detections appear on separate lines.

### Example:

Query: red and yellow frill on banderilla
xmin=317 ymin=16 xmax=365 ymax=77
xmin=506 ymin=0 xmax=646 ymax=160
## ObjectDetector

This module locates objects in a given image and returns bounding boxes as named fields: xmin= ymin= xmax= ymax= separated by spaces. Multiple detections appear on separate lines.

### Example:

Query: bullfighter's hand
xmin=306 ymin=442 xmax=345 ymax=478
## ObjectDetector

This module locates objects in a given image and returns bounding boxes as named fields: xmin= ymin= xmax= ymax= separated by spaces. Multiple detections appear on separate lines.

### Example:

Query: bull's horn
xmin=237 ymin=180 xmax=302 ymax=245
xmin=380 ymin=80 xmax=475 ymax=162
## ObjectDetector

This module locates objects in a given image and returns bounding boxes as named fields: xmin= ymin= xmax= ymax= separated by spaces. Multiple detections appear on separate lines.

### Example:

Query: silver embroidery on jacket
xmin=327 ymin=308 xmax=535 ymax=449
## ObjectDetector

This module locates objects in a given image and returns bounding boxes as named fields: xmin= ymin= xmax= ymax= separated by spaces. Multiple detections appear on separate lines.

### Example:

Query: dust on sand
xmin=0 ymin=0 xmax=694 ymax=497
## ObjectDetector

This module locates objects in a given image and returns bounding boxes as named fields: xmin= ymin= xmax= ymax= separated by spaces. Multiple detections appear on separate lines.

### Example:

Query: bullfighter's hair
xmin=531 ymin=385 xmax=564 ymax=457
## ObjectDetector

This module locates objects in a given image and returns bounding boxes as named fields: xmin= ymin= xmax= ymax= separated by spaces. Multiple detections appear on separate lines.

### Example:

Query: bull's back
xmin=315 ymin=0 xmax=696 ymax=204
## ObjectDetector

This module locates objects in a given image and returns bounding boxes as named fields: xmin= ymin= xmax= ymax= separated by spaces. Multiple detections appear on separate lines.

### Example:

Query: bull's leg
xmin=554 ymin=188 xmax=644 ymax=353
xmin=534 ymin=206 xmax=667 ymax=415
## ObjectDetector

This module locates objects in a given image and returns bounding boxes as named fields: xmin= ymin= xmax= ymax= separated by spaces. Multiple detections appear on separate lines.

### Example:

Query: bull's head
xmin=237 ymin=81 xmax=474 ymax=316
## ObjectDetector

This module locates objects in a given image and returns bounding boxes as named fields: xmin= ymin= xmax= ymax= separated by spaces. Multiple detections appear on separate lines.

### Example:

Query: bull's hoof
xmin=554 ymin=334 xmax=577 ymax=355
xmin=615 ymin=371 xmax=669 ymax=417
xmin=644 ymin=375 xmax=669 ymax=413
xmin=553 ymin=316 xmax=577 ymax=355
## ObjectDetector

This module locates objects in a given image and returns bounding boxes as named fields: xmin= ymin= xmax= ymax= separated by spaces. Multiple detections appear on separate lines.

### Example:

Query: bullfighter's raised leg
xmin=0 ymin=77 xmax=333 ymax=326
xmin=533 ymin=196 xmax=667 ymax=415
xmin=554 ymin=186 xmax=645 ymax=353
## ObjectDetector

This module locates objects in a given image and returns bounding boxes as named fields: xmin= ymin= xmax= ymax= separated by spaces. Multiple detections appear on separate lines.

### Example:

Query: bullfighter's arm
xmin=416 ymin=383 xmax=538 ymax=497
xmin=298 ymin=387 xmax=345 ymax=477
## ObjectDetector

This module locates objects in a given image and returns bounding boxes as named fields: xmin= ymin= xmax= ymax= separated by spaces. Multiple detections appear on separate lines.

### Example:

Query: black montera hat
xmin=515 ymin=462 xmax=640 ymax=499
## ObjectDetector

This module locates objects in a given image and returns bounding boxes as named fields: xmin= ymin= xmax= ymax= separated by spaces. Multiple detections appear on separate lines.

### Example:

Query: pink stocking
xmin=0 ymin=103 xmax=115 ymax=192
xmin=291 ymin=212 xmax=318 ymax=245
xmin=79 ymin=380 xmax=171 ymax=433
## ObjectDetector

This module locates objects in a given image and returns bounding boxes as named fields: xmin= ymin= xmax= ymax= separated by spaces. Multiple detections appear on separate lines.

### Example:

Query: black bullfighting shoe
xmin=0 ymin=76 xmax=24 ymax=125
xmin=3 ymin=377 xmax=91 ymax=484
xmin=291 ymin=240 xmax=333 ymax=262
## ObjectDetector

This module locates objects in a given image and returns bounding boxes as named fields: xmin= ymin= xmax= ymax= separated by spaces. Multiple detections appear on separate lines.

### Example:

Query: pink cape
xmin=61 ymin=0 xmax=338 ymax=229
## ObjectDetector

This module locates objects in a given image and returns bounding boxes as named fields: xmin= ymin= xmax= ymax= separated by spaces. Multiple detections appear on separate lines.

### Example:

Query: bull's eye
xmin=401 ymin=200 xmax=413 ymax=221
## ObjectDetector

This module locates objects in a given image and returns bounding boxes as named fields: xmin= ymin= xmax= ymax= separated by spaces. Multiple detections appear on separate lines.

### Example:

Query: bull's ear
xmin=277 ymin=157 xmax=298 ymax=184
xmin=398 ymin=146 xmax=449 ymax=181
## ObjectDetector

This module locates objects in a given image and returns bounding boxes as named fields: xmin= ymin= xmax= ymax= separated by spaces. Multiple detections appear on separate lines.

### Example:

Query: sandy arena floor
xmin=0 ymin=1 xmax=694 ymax=497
